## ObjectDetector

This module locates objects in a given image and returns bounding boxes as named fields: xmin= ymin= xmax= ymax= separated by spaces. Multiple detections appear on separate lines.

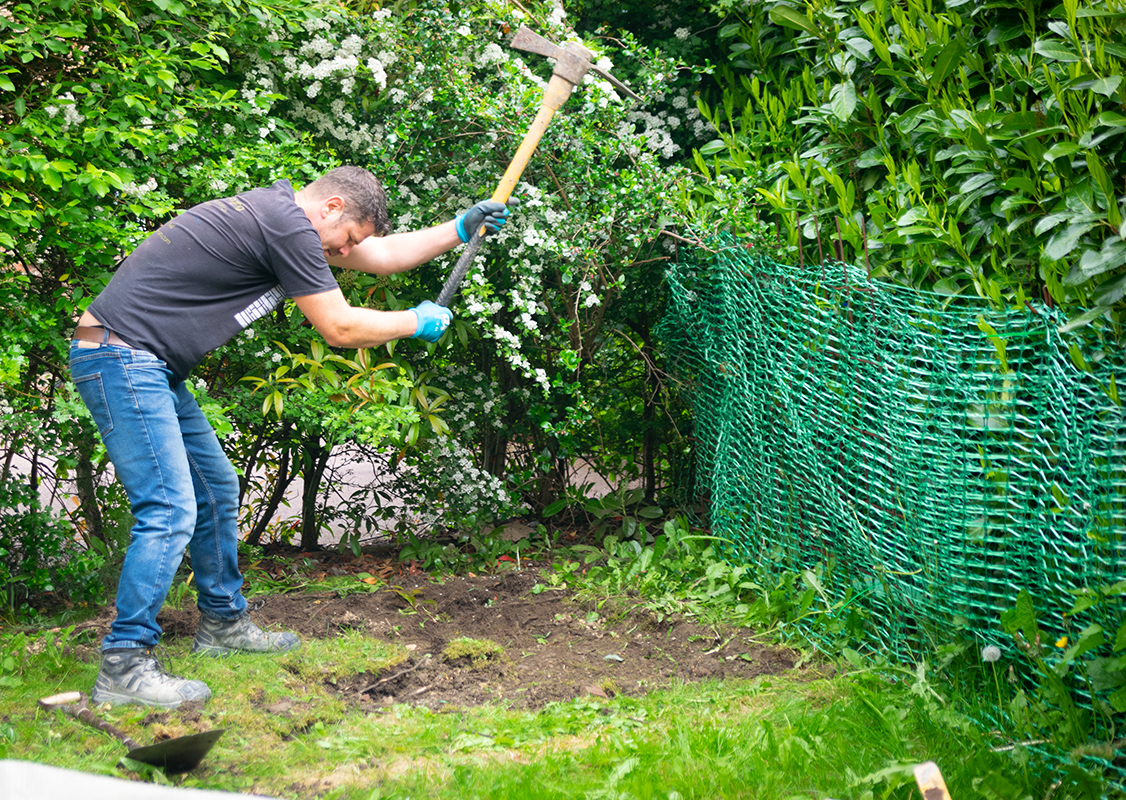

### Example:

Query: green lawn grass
xmin=0 ymin=618 xmax=1066 ymax=800
xmin=1 ymin=538 xmax=1120 ymax=800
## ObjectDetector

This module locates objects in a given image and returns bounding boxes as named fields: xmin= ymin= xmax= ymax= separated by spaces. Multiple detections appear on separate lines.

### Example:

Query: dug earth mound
xmin=155 ymin=566 xmax=799 ymax=710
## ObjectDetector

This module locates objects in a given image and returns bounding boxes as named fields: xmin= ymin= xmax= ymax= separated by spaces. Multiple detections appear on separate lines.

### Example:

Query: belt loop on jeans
xmin=72 ymin=325 xmax=135 ymax=348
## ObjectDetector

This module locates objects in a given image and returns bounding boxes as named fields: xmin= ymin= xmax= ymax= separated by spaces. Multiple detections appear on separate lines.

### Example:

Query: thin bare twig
xmin=660 ymin=229 xmax=713 ymax=251
xmin=358 ymin=657 xmax=428 ymax=694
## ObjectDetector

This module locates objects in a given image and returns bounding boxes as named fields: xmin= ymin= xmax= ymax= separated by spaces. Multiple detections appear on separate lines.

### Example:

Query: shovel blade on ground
xmin=126 ymin=729 xmax=225 ymax=774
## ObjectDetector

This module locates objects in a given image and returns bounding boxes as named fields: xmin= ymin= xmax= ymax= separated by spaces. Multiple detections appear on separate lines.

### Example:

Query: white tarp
xmin=0 ymin=760 xmax=281 ymax=800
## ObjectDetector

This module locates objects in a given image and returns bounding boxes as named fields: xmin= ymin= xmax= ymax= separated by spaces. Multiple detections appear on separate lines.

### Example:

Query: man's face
xmin=309 ymin=196 xmax=376 ymax=259
xmin=316 ymin=214 xmax=376 ymax=259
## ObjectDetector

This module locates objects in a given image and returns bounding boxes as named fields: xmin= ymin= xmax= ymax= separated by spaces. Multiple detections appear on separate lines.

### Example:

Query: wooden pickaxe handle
xmin=435 ymin=73 xmax=575 ymax=308
xmin=39 ymin=691 xmax=142 ymax=750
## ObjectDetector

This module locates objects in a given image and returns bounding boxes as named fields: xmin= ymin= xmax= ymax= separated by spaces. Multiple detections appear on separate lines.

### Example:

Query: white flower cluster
xmin=121 ymin=177 xmax=158 ymax=197
xmin=234 ymin=14 xmax=402 ymax=152
xmin=619 ymin=110 xmax=682 ymax=159
xmin=404 ymin=434 xmax=521 ymax=528
xmin=46 ymin=94 xmax=85 ymax=131
xmin=477 ymin=42 xmax=508 ymax=67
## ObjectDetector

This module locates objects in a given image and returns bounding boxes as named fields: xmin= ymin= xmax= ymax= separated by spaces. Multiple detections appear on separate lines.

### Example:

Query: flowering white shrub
xmin=206 ymin=0 xmax=701 ymax=524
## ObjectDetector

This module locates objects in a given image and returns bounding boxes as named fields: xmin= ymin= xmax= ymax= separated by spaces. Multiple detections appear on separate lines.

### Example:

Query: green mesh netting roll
xmin=660 ymin=240 xmax=1126 ymax=656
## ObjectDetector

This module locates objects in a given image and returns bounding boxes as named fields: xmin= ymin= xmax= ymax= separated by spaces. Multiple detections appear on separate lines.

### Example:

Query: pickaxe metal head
xmin=435 ymin=26 xmax=640 ymax=307
xmin=510 ymin=26 xmax=641 ymax=101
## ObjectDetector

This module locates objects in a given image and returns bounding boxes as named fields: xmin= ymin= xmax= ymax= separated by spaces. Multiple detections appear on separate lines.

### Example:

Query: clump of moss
xmin=442 ymin=637 xmax=504 ymax=668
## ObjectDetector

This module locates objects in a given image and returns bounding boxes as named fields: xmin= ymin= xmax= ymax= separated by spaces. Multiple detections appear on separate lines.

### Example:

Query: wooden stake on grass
xmin=914 ymin=761 xmax=952 ymax=800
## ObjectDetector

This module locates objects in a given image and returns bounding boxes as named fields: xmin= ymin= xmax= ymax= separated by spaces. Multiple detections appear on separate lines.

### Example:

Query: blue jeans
xmin=69 ymin=341 xmax=247 ymax=650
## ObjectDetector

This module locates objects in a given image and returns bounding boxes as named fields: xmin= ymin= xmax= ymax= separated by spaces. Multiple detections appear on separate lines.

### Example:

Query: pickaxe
xmin=436 ymin=27 xmax=640 ymax=307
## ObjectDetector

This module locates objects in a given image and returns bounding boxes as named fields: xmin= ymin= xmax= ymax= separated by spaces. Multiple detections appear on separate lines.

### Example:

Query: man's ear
xmin=321 ymin=195 xmax=346 ymax=219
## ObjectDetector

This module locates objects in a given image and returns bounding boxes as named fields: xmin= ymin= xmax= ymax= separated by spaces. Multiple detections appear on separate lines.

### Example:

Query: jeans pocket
xmin=73 ymin=373 xmax=114 ymax=437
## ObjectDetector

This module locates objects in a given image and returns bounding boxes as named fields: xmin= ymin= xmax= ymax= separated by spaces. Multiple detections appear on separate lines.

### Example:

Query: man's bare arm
xmin=327 ymin=221 xmax=461 ymax=276
xmin=293 ymin=289 xmax=418 ymax=348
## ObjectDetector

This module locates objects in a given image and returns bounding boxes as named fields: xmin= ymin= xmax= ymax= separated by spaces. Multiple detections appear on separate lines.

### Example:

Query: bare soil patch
xmin=83 ymin=551 xmax=799 ymax=711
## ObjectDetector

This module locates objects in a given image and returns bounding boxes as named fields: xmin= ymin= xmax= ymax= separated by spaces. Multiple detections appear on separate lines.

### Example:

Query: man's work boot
xmin=92 ymin=648 xmax=212 ymax=709
xmin=192 ymin=610 xmax=301 ymax=657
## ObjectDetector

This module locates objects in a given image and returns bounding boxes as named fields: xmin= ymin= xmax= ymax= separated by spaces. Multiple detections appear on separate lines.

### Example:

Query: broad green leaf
xmin=1009 ymin=125 xmax=1070 ymax=142
xmin=1093 ymin=272 xmax=1126 ymax=307
xmin=769 ymin=5 xmax=817 ymax=35
xmin=1076 ymin=7 xmax=1126 ymax=17
xmin=931 ymin=39 xmax=964 ymax=85
xmin=692 ymin=150 xmax=709 ymax=178
xmin=698 ymin=140 xmax=726 ymax=155
xmin=1067 ymin=240 xmax=1126 ymax=286
xmin=0 ymin=75 xmax=13 ymax=92
xmin=841 ymin=36 xmax=874 ymax=60
xmin=999 ymin=589 xmax=1040 ymax=642
xmin=42 ymin=168 xmax=63 ymax=191
xmin=897 ymin=206 xmax=928 ymax=226
xmin=53 ymin=22 xmax=85 ymax=37
xmin=1110 ymin=686 xmax=1126 ymax=713
xmin=1045 ymin=222 xmax=1096 ymax=261
xmin=1045 ymin=141 xmax=1080 ymax=162
xmin=1097 ymin=110 xmax=1126 ymax=128
xmin=1000 ymin=176 xmax=1034 ymax=193
xmin=1060 ymin=625 xmax=1106 ymax=662
xmin=1086 ymin=152 xmax=1113 ymax=198
xmin=1047 ymin=21 xmax=1070 ymax=38
xmin=1084 ymin=76 xmax=1123 ymax=97
xmin=1033 ymin=40 xmax=1081 ymax=62
xmin=830 ymin=81 xmax=857 ymax=121
xmin=1058 ymin=304 xmax=1111 ymax=334
xmin=933 ymin=278 xmax=964 ymax=296
xmin=959 ymin=173 xmax=995 ymax=194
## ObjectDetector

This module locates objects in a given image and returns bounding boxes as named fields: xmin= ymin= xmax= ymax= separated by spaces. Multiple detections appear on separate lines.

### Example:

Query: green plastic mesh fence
xmin=659 ymin=240 xmax=1126 ymax=659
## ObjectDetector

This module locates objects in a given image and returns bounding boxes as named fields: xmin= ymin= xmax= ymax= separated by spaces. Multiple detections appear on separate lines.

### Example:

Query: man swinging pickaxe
xmin=436 ymin=27 xmax=640 ymax=306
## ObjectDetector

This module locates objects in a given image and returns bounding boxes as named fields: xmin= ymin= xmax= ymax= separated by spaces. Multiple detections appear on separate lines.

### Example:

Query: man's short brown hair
xmin=305 ymin=166 xmax=391 ymax=236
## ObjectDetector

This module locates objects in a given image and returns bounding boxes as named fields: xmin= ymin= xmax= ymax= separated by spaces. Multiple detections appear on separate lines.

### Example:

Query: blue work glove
xmin=410 ymin=301 xmax=452 ymax=343
xmin=454 ymin=197 xmax=520 ymax=243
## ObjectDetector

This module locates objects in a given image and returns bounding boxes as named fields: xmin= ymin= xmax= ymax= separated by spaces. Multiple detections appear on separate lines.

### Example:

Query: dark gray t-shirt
xmin=87 ymin=180 xmax=338 ymax=382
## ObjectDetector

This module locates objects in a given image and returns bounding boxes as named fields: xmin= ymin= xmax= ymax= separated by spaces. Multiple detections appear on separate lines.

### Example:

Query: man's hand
xmin=410 ymin=301 xmax=452 ymax=342
xmin=455 ymin=198 xmax=519 ymax=243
